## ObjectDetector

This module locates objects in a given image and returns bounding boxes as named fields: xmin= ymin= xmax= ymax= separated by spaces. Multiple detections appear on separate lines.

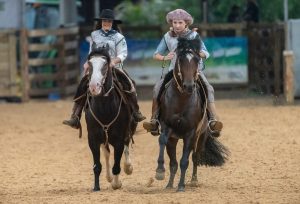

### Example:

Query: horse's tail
xmin=196 ymin=132 xmax=230 ymax=167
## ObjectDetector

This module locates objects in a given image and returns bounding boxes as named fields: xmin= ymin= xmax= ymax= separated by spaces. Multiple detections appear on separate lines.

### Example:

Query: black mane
xmin=88 ymin=44 xmax=111 ymax=65
xmin=177 ymin=37 xmax=201 ymax=57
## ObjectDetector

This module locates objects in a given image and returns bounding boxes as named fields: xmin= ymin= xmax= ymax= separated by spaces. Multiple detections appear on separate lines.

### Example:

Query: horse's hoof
xmin=189 ymin=180 xmax=199 ymax=187
xmin=155 ymin=171 xmax=165 ymax=180
xmin=124 ymin=163 xmax=133 ymax=175
xmin=93 ymin=187 xmax=100 ymax=191
xmin=165 ymin=184 xmax=173 ymax=189
xmin=111 ymin=181 xmax=122 ymax=190
xmin=106 ymin=175 xmax=113 ymax=183
xmin=177 ymin=186 xmax=185 ymax=192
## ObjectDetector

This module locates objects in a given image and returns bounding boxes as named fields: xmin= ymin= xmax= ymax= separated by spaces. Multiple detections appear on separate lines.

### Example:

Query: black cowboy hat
xmin=94 ymin=9 xmax=122 ymax=24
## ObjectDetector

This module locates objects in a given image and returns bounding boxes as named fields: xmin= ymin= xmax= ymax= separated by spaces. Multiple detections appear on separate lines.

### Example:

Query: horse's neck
xmin=167 ymin=80 xmax=197 ymax=107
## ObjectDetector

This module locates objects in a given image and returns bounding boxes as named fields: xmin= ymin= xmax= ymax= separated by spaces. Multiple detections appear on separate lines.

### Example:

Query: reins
xmin=193 ymin=75 xmax=208 ymax=152
xmin=172 ymin=60 xmax=184 ymax=93
xmin=87 ymin=88 xmax=123 ymax=148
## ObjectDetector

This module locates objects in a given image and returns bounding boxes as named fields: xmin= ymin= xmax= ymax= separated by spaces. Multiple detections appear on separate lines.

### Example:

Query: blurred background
xmin=0 ymin=0 xmax=299 ymax=102
xmin=1 ymin=2 xmax=300 ymax=202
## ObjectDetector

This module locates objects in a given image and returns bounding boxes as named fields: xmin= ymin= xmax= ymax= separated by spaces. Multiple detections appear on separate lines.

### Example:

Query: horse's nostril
xmin=97 ymin=82 xmax=100 ymax=87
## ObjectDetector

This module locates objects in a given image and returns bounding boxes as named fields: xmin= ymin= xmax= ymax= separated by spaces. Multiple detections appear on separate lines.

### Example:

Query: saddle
xmin=112 ymin=68 xmax=136 ymax=105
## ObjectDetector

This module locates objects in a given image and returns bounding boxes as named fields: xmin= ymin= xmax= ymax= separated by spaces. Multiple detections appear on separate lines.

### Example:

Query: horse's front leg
xmin=101 ymin=144 xmax=113 ymax=183
xmin=111 ymin=143 xmax=125 ymax=190
xmin=177 ymin=133 xmax=193 ymax=192
xmin=156 ymin=128 xmax=169 ymax=180
xmin=88 ymin=136 xmax=102 ymax=191
xmin=123 ymin=145 xmax=133 ymax=175
xmin=166 ymin=136 xmax=178 ymax=189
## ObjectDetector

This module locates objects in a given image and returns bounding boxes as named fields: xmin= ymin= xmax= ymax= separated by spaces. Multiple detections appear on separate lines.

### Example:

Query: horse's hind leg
xmin=88 ymin=138 xmax=102 ymax=191
xmin=166 ymin=137 xmax=178 ymax=189
xmin=123 ymin=145 xmax=133 ymax=175
xmin=190 ymin=132 xmax=207 ymax=187
xmin=101 ymin=144 xmax=113 ymax=183
xmin=111 ymin=144 xmax=125 ymax=190
xmin=156 ymin=130 xmax=168 ymax=180
xmin=190 ymin=152 xmax=199 ymax=187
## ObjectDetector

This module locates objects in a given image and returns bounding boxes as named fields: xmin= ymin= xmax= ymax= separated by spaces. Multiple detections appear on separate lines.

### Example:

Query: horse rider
xmin=63 ymin=9 xmax=146 ymax=129
xmin=142 ymin=9 xmax=223 ymax=137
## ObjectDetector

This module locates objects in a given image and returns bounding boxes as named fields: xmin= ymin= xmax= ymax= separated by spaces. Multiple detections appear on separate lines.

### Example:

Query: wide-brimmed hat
xmin=94 ymin=9 xmax=122 ymax=24
xmin=166 ymin=9 xmax=193 ymax=25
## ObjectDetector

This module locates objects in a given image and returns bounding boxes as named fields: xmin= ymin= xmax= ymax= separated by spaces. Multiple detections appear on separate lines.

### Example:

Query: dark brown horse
xmin=85 ymin=47 xmax=137 ymax=191
xmin=155 ymin=38 xmax=229 ymax=192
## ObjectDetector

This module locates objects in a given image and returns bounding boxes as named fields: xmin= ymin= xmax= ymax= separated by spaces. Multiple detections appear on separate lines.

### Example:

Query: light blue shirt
xmin=154 ymin=30 xmax=209 ymax=71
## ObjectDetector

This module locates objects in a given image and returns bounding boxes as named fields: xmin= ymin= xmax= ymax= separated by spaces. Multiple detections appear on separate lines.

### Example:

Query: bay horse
xmin=155 ymin=37 xmax=229 ymax=192
xmin=85 ymin=47 xmax=137 ymax=191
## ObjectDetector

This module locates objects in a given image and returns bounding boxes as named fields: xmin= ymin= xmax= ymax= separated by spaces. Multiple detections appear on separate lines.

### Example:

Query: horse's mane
xmin=177 ymin=36 xmax=202 ymax=57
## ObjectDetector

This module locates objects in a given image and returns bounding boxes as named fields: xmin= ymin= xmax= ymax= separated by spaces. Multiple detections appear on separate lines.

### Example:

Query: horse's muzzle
xmin=183 ymin=82 xmax=195 ymax=94
xmin=89 ymin=82 xmax=102 ymax=96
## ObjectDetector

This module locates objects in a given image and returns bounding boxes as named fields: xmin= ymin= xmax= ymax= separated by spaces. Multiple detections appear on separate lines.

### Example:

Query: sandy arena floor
xmin=0 ymin=96 xmax=299 ymax=203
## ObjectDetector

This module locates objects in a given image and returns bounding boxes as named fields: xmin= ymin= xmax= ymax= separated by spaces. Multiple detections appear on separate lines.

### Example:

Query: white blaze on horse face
xmin=186 ymin=53 xmax=193 ymax=62
xmin=89 ymin=56 xmax=107 ymax=95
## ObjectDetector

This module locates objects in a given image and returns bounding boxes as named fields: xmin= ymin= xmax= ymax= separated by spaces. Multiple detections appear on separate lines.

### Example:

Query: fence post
xmin=283 ymin=50 xmax=294 ymax=104
xmin=20 ymin=29 xmax=30 ymax=102
xmin=8 ymin=31 xmax=17 ymax=96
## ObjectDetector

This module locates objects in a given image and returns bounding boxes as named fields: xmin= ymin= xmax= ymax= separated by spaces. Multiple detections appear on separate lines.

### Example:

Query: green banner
xmin=204 ymin=37 xmax=248 ymax=84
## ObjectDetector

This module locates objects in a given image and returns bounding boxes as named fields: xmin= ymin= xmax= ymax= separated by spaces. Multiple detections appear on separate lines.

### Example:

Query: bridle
xmin=173 ymin=49 xmax=201 ymax=94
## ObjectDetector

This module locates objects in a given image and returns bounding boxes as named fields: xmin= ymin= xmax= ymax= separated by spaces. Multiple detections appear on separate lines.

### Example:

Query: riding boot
xmin=207 ymin=102 xmax=223 ymax=137
xmin=62 ymin=103 xmax=84 ymax=129
xmin=128 ymin=92 xmax=146 ymax=122
xmin=142 ymin=99 xmax=160 ymax=136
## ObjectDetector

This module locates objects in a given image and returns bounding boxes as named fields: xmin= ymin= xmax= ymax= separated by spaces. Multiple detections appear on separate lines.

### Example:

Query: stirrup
xmin=143 ymin=119 xmax=160 ymax=136
xmin=208 ymin=119 xmax=223 ymax=137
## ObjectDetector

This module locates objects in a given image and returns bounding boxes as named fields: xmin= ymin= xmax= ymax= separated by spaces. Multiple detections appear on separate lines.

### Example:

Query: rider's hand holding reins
xmin=199 ymin=51 xmax=207 ymax=59
xmin=110 ymin=57 xmax=121 ymax=68
xmin=164 ymin=51 xmax=175 ymax=60
xmin=154 ymin=52 xmax=175 ymax=61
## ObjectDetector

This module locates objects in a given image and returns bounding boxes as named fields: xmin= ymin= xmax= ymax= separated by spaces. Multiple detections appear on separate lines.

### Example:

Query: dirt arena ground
xmin=0 ymin=92 xmax=299 ymax=203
